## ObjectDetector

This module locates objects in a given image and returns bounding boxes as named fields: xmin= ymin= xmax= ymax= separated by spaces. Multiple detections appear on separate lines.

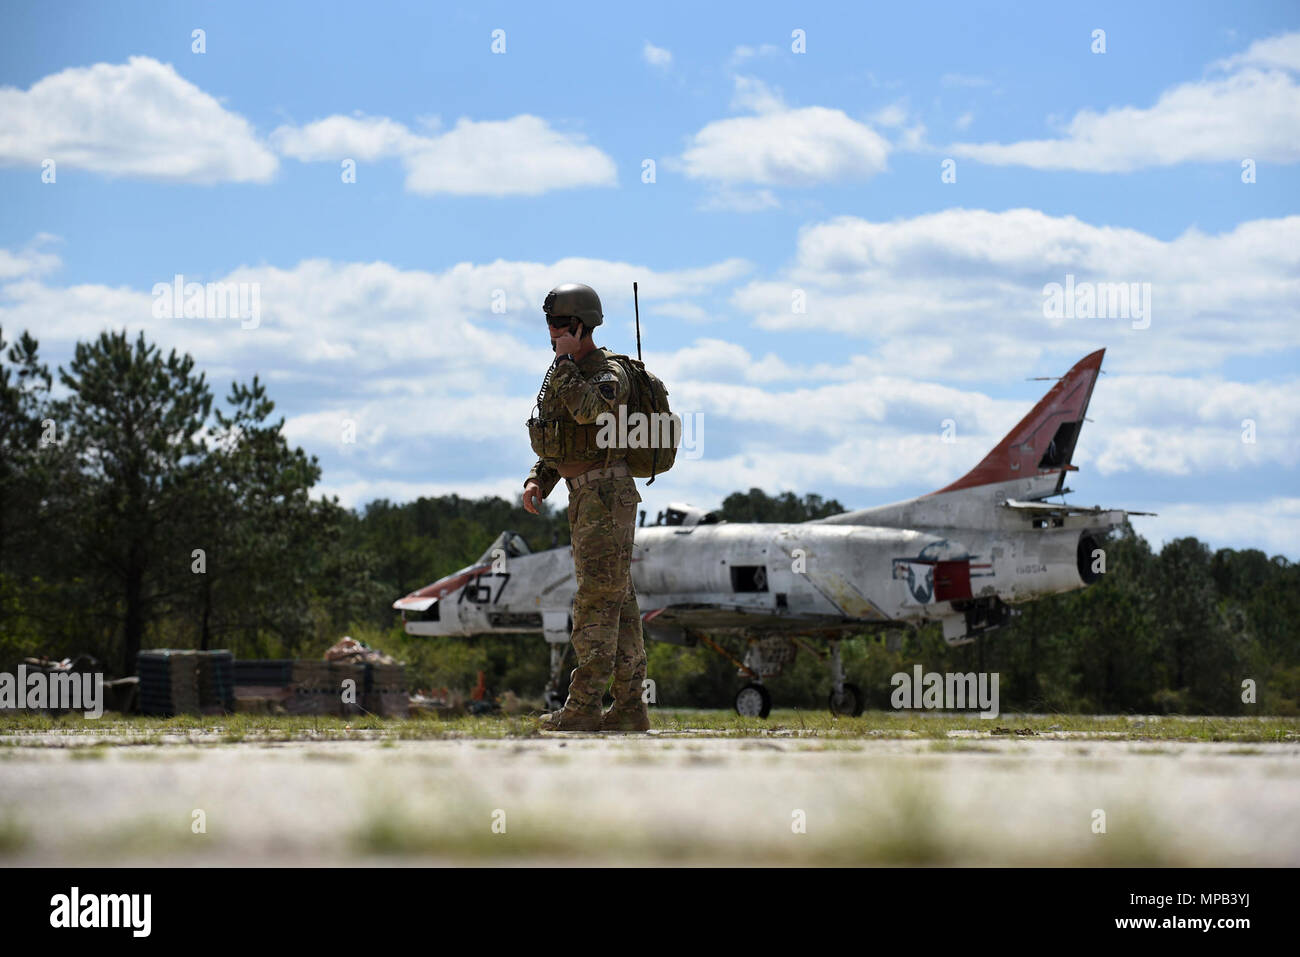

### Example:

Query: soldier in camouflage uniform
xmin=522 ymin=283 xmax=650 ymax=732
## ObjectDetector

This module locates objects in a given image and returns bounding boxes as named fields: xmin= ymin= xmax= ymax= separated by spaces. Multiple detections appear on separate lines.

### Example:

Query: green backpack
xmin=609 ymin=354 xmax=678 ymax=484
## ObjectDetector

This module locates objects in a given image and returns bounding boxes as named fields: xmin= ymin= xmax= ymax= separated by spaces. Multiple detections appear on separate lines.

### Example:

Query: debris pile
xmin=18 ymin=654 xmax=132 ymax=714
xmin=408 ymin=688 xmax=464 ymax=716
xmin=324 ymin=636 xmax=396 ymax=665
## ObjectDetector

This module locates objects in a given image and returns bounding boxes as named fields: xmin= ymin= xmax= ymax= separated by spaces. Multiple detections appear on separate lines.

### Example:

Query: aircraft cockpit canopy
xmin=485 ymin=530 xmax=531 ymax=558
xmin=651 ymin=502 xmax=722 ymax=527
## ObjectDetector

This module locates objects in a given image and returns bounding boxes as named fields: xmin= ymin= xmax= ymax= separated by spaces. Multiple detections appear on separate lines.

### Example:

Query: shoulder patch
xmin=593 ymin=371 xmax=619 ymax=383
xmin=598 ymin=382 xmax=618 ymax=399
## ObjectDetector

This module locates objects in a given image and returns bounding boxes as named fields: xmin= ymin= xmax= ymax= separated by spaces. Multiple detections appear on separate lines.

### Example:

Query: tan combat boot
xmin=537 ymin=706 xmax=603 ymax=732
xmin=600 ymin=700 xmax=651 ymax=733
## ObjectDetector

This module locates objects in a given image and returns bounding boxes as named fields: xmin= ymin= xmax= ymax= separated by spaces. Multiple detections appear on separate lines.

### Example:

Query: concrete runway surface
xmin=2 ymin=729 xmax=1298 ymax=866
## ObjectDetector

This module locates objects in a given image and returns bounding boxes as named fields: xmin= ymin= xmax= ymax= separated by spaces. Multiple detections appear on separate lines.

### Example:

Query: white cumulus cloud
xmin=0 ymin=57 xmax=277 ymax=183
xmin=271 ymin=114 xmax=424 ymax=162
xmin=272 ymin=112 xmax=617 ymax=196
xmin=950 ymin=32 xmax=1300 ymax=171
xmin=733 ymin=208 xmax=1300 ymax=376
xmin=678 ymin=76 xmax=891 ymax=190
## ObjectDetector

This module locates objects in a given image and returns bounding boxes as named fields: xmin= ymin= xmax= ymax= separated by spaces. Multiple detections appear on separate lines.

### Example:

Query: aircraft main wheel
xmin=829 ymin=682 xmax=864 ymax=717
xmin=734 ymin=683 xmax=772 ymax=719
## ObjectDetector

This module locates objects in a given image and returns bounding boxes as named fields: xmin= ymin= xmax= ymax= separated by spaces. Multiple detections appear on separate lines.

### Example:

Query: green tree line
xmin=2 ymin=328 xmax=1296 ymax=713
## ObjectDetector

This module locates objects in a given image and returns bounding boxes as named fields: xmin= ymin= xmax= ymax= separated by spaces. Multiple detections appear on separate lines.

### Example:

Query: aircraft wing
xmin=1002 ymin=499 xmax=1157 ymax=516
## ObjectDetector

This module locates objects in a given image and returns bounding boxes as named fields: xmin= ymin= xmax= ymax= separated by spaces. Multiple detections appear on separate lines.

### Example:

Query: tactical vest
xmin=527 ymin=349 xmax=625 ymax=465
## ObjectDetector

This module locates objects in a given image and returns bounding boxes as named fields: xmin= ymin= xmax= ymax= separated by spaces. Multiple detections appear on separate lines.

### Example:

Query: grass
xmin=0 ymin=816 xmax=27 ymax=856
xmin=0 ymin=709 xmax=1296 ymax=746
xmin=68 ymin=743 xmax=109 ymax=759
xmin=340 ymin=775 xmax=1194 ymax=867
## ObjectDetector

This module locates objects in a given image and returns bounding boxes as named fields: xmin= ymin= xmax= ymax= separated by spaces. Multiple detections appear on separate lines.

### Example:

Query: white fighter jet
xmin=394 ymin=348 xmax=1153 ymax=717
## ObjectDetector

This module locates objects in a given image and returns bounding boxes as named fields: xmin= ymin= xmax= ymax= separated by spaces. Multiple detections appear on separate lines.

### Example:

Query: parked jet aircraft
xmin=394 ymin=348 xmax=1152 ymax=716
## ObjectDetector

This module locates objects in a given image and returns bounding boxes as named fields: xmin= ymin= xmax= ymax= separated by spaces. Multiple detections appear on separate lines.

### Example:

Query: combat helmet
xmin=543 ymin=282 xmax=603 ymax=328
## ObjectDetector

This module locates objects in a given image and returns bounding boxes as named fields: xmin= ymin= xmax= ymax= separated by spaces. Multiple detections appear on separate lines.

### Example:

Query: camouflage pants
xmin=563 ymin=474 xmax=647 ymax=711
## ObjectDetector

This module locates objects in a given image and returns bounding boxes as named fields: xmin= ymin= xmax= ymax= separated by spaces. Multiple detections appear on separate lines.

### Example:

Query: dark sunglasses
xmin=546 ymin=316 xmax=577 ymax=329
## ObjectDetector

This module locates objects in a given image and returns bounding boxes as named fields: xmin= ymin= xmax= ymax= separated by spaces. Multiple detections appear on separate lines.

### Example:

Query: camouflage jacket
xmin=526 ymin=347 xmax=631 ymax=497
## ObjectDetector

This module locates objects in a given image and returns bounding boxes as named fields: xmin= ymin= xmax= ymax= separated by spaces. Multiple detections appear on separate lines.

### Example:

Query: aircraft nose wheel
xmin=829 ymin=682 xmax=864 ymax=717
xmin=734 ymin=683 xmax=772 ymax=719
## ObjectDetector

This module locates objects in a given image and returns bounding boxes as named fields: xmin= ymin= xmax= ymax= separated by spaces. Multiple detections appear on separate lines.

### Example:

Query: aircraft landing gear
xmin=827 ymin=640 xmax=864 ymax=717
xmin=688 ymin=629 xmax=777 ymax=719
xmin=734 ymin=682 xmax=772 ymax=718
xmin=691 ymin=629 xmax=866 ymax=718
xmin=731 ymin=636 xmax=789 ymax=719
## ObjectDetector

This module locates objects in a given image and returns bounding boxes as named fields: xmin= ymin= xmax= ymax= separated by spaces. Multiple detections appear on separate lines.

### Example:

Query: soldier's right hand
xmin=522 ymin=481 xmax=543 ymax=514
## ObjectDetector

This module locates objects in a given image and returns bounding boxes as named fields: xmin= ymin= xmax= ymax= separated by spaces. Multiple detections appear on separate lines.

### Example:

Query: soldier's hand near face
xmin=522 ymin=481 xmax=543 ymax=514
xmin=552 ymin=325 xmax=582 ymax=357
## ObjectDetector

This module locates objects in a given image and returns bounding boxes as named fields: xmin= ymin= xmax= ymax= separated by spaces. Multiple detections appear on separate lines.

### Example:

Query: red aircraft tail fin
xmin=928 ymin=349 xmax=1105 ymax=496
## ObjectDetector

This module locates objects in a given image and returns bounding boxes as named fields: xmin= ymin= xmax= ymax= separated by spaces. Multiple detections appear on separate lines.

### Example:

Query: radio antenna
xmin=633 ymin=281 xmax=642 ymax=361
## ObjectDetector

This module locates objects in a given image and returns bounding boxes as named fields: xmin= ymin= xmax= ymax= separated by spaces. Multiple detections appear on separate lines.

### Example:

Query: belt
xmin=565 ymin=461 xmax=630 ymax=492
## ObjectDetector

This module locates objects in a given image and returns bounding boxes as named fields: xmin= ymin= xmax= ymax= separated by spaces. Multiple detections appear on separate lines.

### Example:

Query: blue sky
xmin=2 ymin=0 xmax=1298 ymax=556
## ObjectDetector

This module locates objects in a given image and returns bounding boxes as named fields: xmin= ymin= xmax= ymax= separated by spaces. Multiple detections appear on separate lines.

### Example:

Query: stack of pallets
xmin=287 ymin=660 xmax=333 ymax=715
xmin=330 ymin=662 xmax=367 ymax=717
xmin=196 ymin=650 xmax=235 ymax=714
xmin=147 ymin=654 xmax=412 ymax=717
xmin=231 ymin=659 xmax=293 ymax=713
xmin=365 ymin=663 xmax=409 ymax=718
xmin=232 ymin=659 xmax=292 ymax=687
xmin=137 ymin=651 xmax=200 ymax=716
